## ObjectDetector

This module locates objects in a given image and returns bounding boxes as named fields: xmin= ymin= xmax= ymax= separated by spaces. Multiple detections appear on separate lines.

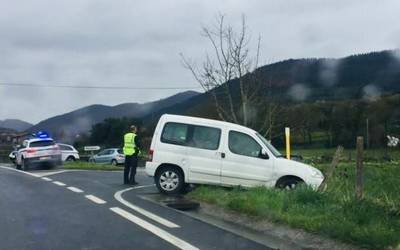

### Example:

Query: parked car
xmin=16 ymin=133 xmax=62 ymax=170
xmin=57 ymin=143 xmax=80 ymax=162
xmin=88 ymin=148 xmax=125 ymax=166
xmin=146 ymin=114 xmax=324 ymax=194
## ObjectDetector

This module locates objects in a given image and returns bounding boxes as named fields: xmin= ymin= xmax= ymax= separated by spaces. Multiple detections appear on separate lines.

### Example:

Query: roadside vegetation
xmin=187 ymin=150 xmax=400 ymax=249
xmin=63 ymin=161 xmax=122 ymax=171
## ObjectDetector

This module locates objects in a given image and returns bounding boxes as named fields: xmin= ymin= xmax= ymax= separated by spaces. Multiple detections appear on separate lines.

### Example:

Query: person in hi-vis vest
xmin=123 ymin=125 xmax=141 ymax=185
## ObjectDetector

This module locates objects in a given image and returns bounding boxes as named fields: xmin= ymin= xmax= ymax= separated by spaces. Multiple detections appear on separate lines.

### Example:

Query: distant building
xmin=0 ymin=128 xmax=30 ymax=145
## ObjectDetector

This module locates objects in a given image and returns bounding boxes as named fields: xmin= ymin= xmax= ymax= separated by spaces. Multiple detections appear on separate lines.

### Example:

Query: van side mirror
xmin=259 ymin=149 xmax=269 ymax=159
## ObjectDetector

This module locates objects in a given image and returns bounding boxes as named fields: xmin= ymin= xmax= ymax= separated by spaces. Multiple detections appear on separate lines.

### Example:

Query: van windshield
xmin=256 ymin=133 xmax=283 ymax=157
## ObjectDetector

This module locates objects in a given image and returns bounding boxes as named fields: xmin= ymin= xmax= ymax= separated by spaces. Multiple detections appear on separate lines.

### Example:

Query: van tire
xmin=155 ymin=166 xmax=184 ymax=195
xmin=276 ymin=176 xmax=303 ymax=190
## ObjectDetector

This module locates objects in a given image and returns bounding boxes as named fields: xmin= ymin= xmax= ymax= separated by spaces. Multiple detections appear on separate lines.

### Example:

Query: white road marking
xmin=0 ymin=166 xmax=40 ymax=177
xmin=53 ymin=181 xmax=66 ymax=186
xmin=67 ymin=186 xmax=84 ymax=193
xmin=85 ymin=195 xmax=107 ymax=204
xmin=114 ymin=186 xmax=179 ymax=228
xmin=34 ymin=170 xmax=70 ymax=177
xmin=110 ymin=207 xmax=198 ymax=250
xmin=42 ymin=177 xmax=52 ymax=181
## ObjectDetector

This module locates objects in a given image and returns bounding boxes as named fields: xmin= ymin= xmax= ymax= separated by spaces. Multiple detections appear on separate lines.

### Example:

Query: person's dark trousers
xmin=124 ymin=155 xmax=133 ymax=184
xmin=124 ymin=155 xmax=138 ymax=184
xmin=129 ymin=155 xmax=138 ymax=184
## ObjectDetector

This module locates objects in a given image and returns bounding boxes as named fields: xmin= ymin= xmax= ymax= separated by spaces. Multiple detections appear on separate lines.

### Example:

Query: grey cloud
xmin=288 ymin=84 xmax=310 ymax=101
xmin=363 ymin=84 xmax=381 ymax=101
xmin=319 ymin=59 xmax=339 ymax=87
xmin=0 ymin=0 xmax=399 ymax=123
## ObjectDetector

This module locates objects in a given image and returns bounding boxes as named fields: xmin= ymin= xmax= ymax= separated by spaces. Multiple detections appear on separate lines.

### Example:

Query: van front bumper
xmin=307 ymin=176 xmax=324 ymax=190
xmin=145 ymin=161 xmax=157 ymax=177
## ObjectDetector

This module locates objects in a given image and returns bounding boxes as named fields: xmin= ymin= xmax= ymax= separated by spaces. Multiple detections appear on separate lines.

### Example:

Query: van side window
xmin=188 ymin=125 xmax=221 ymax=150
xmin=161 ymin=122 xmax=189 ymax=145
xmin=228 ymin=131 xmax=262 ymax=158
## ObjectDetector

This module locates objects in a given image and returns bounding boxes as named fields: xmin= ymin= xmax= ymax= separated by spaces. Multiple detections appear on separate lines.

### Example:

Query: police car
xmin=16 ymin=131 xmax=62 ymax=170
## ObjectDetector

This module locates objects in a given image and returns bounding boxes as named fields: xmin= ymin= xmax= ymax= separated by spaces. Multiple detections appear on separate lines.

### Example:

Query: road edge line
xmin=0 ymin=166 xmax=40 ymax=177
xmin=114 ymin=186 xmax=180 ymax=228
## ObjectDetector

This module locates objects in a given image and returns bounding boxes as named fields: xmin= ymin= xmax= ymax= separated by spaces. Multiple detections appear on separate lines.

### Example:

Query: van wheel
xmin=111 ymin=159 xmax=117 ymax=166
xmin=155 ymin=167 xmax=184 ymax=195
xmin=276 ymin=177 xmax=303 ymax=190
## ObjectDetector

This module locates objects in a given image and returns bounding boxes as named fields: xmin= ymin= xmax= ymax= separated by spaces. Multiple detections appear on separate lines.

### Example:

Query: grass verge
xmin=62 ymin=161 xmax=122 ymax=171
xmin=187 ymin=162 xmax=400 ymax=249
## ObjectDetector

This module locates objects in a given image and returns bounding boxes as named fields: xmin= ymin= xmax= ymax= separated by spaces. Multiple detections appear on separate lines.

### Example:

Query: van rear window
xmin=161 ymin=122 xmax=189 ymax=145
xmin=30 ymin=140 xmax=55 ymax=148
xmin=161 ymin=122 xmax=221 ymax=150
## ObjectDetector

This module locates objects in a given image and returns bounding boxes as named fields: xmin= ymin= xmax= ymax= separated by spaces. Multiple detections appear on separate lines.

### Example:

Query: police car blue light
xmin=32 ymin=131 xmax=51 ymax=139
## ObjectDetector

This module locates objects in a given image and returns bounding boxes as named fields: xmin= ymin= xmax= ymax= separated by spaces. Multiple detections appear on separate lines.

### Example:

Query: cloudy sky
xmin=0 ymin=0 xmax=399 ymax=124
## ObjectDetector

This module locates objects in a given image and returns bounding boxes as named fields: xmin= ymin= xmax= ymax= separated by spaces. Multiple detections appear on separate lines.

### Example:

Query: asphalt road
xmin=0 ymin=165 xmax=270 ymax=250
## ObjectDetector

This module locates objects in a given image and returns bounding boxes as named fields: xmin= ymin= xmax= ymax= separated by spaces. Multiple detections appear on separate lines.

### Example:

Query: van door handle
xmin=220 ymin=152 xmax=225 ymax=158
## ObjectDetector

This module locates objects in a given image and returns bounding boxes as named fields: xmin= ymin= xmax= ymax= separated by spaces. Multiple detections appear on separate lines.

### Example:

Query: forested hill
xmin=77 ymin=50 xmax=400 ymax=148
xmin=142 ymin=50 xmax=400 ymax=123
xmin=254 ymin=49 xmax=400 ymax=101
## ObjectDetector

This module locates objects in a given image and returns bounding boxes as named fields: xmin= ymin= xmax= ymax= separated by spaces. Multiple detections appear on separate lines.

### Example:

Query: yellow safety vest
xmin=123 ymin=132 xmax=137 ymax=156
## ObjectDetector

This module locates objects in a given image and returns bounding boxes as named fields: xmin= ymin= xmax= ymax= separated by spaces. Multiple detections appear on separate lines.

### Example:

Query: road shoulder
xmin=138 ymin=193 xmax=360 ymax=250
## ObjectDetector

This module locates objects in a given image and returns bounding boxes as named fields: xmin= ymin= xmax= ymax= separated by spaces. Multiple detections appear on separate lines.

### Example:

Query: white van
xmin=146 ymin=114 xmax=324 ymax=194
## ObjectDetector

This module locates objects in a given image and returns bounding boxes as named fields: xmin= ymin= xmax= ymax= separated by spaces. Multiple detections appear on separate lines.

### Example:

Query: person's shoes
xmin=130 ymin=181 xmax=139 ymax=185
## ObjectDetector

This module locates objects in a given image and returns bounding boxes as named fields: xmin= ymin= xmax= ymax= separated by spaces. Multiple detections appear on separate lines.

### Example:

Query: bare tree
xmin=181 ymin=14 xmax=279 ymax=137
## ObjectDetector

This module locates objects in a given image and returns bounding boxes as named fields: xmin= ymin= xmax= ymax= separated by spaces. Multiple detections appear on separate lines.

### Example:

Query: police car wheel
xmin=21 ymin=158 xmax=29 ymax=171
xmin=66 ymin=156 xmax=75 ymax=162
xmin=155 ymin=166 xmax=184 ymax=195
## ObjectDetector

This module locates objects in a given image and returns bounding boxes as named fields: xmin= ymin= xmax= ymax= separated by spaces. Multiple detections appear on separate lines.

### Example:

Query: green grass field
xmin=63 ymin=161 xmax=122 ymax=171
xmin=188 ymin=150 xmax=400 ymax=249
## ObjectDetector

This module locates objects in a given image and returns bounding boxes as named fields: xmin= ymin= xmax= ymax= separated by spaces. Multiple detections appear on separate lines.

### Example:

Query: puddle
xmin=143 ymin=193 xmax=200 ymax=211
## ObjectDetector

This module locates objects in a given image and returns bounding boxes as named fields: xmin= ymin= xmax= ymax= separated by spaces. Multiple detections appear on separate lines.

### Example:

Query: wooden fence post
xmin=355 ymin=136 xmax=364 ymax=200
xmin=318 ymin=146 xmax=344 ymax=192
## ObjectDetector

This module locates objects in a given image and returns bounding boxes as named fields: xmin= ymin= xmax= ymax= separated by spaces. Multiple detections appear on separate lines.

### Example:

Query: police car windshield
xmin=256 ymin=133 xmax=283 ymax=157
xmin=30 ymin=140 xmax=55 ymax=148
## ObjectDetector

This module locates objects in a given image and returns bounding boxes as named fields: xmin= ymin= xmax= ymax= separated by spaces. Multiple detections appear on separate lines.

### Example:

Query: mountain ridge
xmin=28 ymin=90 xmax=199 ymax=142
xmin=0 ymin=119 xmax=32 ymax=132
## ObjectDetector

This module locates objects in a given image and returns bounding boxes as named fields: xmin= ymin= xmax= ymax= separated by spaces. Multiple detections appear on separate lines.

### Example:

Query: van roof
xmin=160 ymin=114 xmax=258 ymax=134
